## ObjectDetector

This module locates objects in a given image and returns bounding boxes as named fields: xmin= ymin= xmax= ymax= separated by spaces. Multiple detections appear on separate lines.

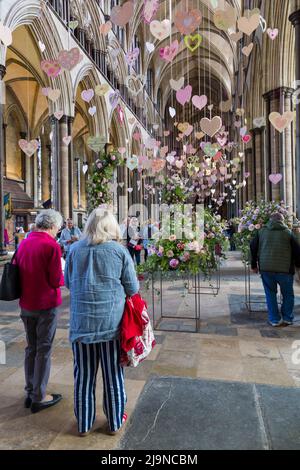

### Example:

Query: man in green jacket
xmin=250 ymin=212 xmax=300 ymax=327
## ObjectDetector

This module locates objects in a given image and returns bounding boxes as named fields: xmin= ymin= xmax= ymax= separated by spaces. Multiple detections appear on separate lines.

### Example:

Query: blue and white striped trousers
xmin=72 ymin=340 xmax=127 ymax=433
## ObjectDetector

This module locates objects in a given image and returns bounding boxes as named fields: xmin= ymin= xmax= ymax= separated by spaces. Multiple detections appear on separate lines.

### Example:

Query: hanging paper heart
xmin=150 ymin=19 xmax=171 ymax=40
xmin=267 ymin=28 xmax=279 ymax=40
xmin=125 ymin=75 xmax=145 ymax=96
xmin=58 ymin=48 xmax=81 ymax=71
xmin=195 ymin=131 xmax=205 ymax=140
xmin=242 ymin=134 xmax=252 ymax=144
xmin=219 ymin=98 xmax=232 ymax=112
xmin=244 ymin=172 xmax=250 ymax=178
xmin=69 ymin=20 xmax=79 ymax=30
xmin=82 ymin=163 xmax=89 ymax=174
xmin=95 ymin=83 xmax=110 ymax=96
xmin=128 ymin=117 xmax=136 ymax=125
xmin=242 ymin=43 xmax=254 ymax=57
xmin=170 ymin=77 xmax=185 ymax=91
xmin=41 ymin=60 xmax=62 ymax=78
xmin=127 ymin=155 xmax=139 ymax=171
xmin=166 ymin=154 xmax=175 ymax=165
xmin=153 ymin=124 xmax=159 ymax=130
xmin=216 ymin=135 xmax=227 ymax=147
xmin=234 ymin=120 xmax=241 ymax=128
xmin=142 ymin=0 xmax=160 ymax=24
xmin=99 ymin=21 xmax=112 ymax=35
xmin=200 ymin=116 xmax=222 ymax=137
xmin=204 ymin=143 xmax=219 ymax=158
xmin=48 ymin=89 xmax=61 ymax=102
xmin=159 ymin=40 xmax=179 ymax=62
xmin=118 ymin=147 xmax=126 ymax=156
xmin=238 ymin=13 xmax=260 ymax=36
xmin=81 ymin=89 xmax=94 ymax=102
xmin=63 ymin=136 xmax=72 ymax=146
xmin=176 ymin=85 xmax=192 ymax=106
xmin=133 ymin=132 xmax=141 ymax=141
xmin=109 ymin=90 xmax=121 ymax=109
xmin=253 ymin=116 xmax=266 ymax=128
xmin=269 ymin=111 xmax=294 ymax=133
xmin=146 ymin=42 xmax=155 ymax=53
xmin=169 ymin=107 xmax=176 ymax=118
xmin=41 ymin=88 xmax=50 ymax=97
xmin=152 ymin=159 xmax=166 ymax=173
xmin=164 ymin=131 xmax=170 ymax=137
xmin=0 ymin=22 xmax=13 ymax=46
xmin=145 ymin=137 xmax=160 ymax=149
xmin=176 ymin=160 xmax=184 ymax=170
xmin=87 ymin=136 xmax=106 ymax=153
xmin=38 ymin=40 xmax=46 ymax=53
xmin=214 ymin=5 xmax=237 ymax=31
xmin=126 ymin=48 xmax=140 ymax=66
xmin=54 ymin=111 xmax=64 ymax=120
xmin=127 ymin=187 xmax=133 ymax=193
xmin=184 ymin=33 xmax=202 ymax=52
xmin=110 ymin=1 xmax=134 ymax=27
xmin=18 ymin=139 xmax=39 ymax=157
xmin=240 ymin=126 xmax=247 ymax=137
xmin=236 ymin=108 xmax=245 ymax=116
xmin=183 ymin=125 xmax=194 ymax=137
xmin=269 ymin=173 xmax=282 ymax=185
xmin=230 ymin=32 xmax=243 ymax=42
xmin=160 ymin=146 xmax=168 ymax=158
xmin=178 ymin=122 xmax=189 ymax=133
xmin=192 ymin=94 xmax=207 ymax=111
xmin=174 ymin=9 xmax=202 ymax=35
xmin=88 ymin=106 xmax=97 ymax=117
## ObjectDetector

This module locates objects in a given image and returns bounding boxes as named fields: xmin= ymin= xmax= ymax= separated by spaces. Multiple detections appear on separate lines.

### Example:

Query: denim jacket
xmin=64 ymin=239 xmax=139 ymax=343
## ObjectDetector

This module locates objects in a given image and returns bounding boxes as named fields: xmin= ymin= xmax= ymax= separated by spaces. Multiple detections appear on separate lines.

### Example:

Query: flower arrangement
xmin=137 ymin=209 xmax=226 ymax=275
xmin=160 ymin=174 xmax=191 ymax=205
xmin=235 ymin=200 xmax=295 ymax=262
xmin=87 ymin=148 xmax=124 ymax=212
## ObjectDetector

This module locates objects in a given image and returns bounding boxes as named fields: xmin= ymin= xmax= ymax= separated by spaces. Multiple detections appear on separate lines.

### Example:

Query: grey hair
xmin=271 ymin=212 xmax=284 ymax=222
xmin=35 ymin=210 xmax=63 ymax=230
xmin=84 ymin=208 xmax=121 ymax=245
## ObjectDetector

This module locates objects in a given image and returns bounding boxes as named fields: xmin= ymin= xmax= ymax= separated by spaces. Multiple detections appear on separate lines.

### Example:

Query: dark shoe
xmin=24 ymin=397 xmax=32 ymax=409
xmin=31 ymin=394 xmax=62 ymax=414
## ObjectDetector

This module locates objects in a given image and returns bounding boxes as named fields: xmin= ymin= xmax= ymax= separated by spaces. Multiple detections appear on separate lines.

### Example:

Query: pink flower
xmin=169 ymin=235 xmax=177 ymax=241
xmin=167 ymin=250 xmax=174 ymax=258
xmin=255 ymin=224 xmax=261 ymax=230
xmin=169 ymin=258 xmax=179 ymax=269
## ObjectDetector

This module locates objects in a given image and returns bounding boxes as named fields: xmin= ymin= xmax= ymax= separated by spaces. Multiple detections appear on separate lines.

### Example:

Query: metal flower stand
xmin=149 ymin=260 xmax=221 ymax=333
xmin=244 ymin=262 xmax=282 ymax=312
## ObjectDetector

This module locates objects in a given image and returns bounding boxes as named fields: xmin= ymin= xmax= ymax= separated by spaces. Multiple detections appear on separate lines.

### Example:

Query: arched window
xmin=133 ymin=35 xmax=141 ymax=74
xmin=157 ymin=88 xmax=162 ymax=114
xmin=146 ymin=68 xmax=154 ymax=98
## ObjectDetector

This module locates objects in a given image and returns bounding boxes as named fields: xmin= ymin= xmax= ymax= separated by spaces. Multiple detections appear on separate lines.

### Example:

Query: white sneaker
xmin=269 ymin=320 xmax=283 ymax=327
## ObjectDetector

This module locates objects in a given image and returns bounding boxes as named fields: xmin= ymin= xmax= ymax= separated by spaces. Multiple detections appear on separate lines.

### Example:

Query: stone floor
xmin=0 ymin=252 xmax=300 ymax=450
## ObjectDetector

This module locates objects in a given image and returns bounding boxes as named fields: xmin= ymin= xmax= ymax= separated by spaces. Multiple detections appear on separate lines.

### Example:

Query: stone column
xmin=50 ymin=116 xmax=60 ymax=211
xmin=58 ymin=115 xmax=70 ymax=219
xmin=283 ymin=88 xmax=295 ymax=212
xmin=264 ymin=88 xmax=294 ymax=206
xmin=289 ymin=9 xmax=300 ymax=215
xmin=0 ymin=64 xmax=7 ymax=255
xmin=68 ymin=116 xmax=74 ymax=218
xmin=252 ymin=127 xmax=265 ymax=202
xmin=41 ymin=137 xmax=51 ymax=202
xmin=245 ymin=148 xmax=254 ymax=201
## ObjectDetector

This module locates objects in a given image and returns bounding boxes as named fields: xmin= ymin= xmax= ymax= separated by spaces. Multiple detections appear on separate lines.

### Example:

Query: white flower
xmin=248 ymin=224 xmax=255 ymax=231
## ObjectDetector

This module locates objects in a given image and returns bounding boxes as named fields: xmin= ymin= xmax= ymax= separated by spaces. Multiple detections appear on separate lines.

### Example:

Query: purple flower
xmin=169 ymin=258 xmax=179 ymax=269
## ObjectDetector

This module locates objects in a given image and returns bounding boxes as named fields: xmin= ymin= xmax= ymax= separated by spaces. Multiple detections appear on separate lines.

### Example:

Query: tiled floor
xmin=0 ymin=252 xmax=300 ymax=449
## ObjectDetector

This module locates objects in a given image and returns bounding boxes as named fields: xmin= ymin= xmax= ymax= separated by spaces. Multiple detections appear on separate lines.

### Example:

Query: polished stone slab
xmin=119 ymin=377 xmax=300 ymax=450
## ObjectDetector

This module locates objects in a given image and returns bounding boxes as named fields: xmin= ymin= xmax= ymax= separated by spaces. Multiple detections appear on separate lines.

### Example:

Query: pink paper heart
xmin=41 ymin=60 xmax=62 ymax=78
xmin=267 ymin=28 xmax=279 ymax=40
xmin=242 ymin=134 xmax=252 ymax=144
xmin=58 ymin=47 xmax=81 ymax=71
xmin=192 ymin=95 xmax=207 ymax=111
xmin=269 ymin=173 xmax=282 ymax=185
xmin=110 ymin=1 xmax=134 ymax=27
xmin=159 ymin=40 xmax=179 ymax=62
xmin=54 ymin=111 xmax=64 ymax=120
xmin=125 ymin=47 xmax=140 ymax=66
xmin=176 ymin=85 xmax=192 ymax=106
xmin=18 ymin=139 xmax=39 ymax=157
xmin=63 ymin=136 xmax=72 ymax=146
xmin=81 ymin=89 xmax=94 ymax=102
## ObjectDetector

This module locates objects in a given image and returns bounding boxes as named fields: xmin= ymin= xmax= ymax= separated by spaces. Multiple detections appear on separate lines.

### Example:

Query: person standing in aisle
xmin=65 ymin=208 xmax=139 ymax=436
xmin=15 ymin=209 xmax=64 ymax=413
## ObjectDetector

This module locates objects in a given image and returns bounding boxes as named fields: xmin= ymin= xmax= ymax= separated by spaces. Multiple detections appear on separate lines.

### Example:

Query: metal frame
xmin=244 ymin=263 xmax=282 ymax=312
xmin=188 ymin=257 xmax=221 ymax=297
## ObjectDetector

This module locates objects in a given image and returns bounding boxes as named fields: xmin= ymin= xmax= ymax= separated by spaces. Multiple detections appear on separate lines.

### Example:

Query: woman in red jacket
xmin=16 ymin=209 xmax=64 ymax=413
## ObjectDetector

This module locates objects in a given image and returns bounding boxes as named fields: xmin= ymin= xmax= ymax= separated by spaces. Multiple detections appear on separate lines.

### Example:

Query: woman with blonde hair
xmin=65 ymin=207 xmax=139 ymax=436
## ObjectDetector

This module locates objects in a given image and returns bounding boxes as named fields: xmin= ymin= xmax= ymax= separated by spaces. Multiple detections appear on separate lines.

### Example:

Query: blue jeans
xmin=260 ymin=272 xmax=294 ymax=324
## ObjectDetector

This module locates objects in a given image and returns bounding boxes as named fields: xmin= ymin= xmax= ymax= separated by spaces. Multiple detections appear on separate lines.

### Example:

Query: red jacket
xmin=120 ymin=293 xmax=146 ymax=353
xmin=16 ymin=231 xmax=64 ymax=311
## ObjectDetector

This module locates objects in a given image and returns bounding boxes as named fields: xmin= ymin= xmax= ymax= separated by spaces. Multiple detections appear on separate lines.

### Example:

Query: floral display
xmin=87 ymin=148 xmax=124 ymax=212
xmin=137 ymin=209 xmax=226 ymax=275
xmin=235 ymin=200 xmax=296 ymax=262
xmin=159 ymin=174 xmax=191 ymax=205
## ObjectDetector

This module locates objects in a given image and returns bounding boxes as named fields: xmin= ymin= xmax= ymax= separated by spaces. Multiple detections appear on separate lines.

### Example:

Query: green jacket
xmin=250 ymin=220 xmax=300 ymax=274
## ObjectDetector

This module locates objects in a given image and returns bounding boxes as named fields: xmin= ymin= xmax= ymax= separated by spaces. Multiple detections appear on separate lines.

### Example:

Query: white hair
xmin=35 ymin=210 xmax=63 ymax=230
xmin=84 ymin=208 xmax=121 ymax=245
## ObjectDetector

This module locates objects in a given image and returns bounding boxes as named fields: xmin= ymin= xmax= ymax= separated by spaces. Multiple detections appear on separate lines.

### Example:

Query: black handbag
xmin=0 ymin=251 xmax=21 ymax=301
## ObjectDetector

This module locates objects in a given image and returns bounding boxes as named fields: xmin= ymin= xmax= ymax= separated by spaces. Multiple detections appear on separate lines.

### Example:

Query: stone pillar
xmin=0 ymin=64 xmax=7 ymax=255
xmin=41 ymin=137 xmax=51 ymax=202
xmin=289 ymin=9 xmax=300 ymax=215
xmin=264 ymin=88 xmax=294 ymax=206
xmin=58 ymin=115 xmax=70 ymax=219
xmin=50 ymin=116 xmax=60 ymax=211
xmin=283 ymin=88 xmax=295 ymax=212
xmin=245 ymin=148 xmax=254 ymax=201
xmin=68 ymin=117 xmax=74 ymax=219
xmin=252 ymin=127 xmax=265 ymax=202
